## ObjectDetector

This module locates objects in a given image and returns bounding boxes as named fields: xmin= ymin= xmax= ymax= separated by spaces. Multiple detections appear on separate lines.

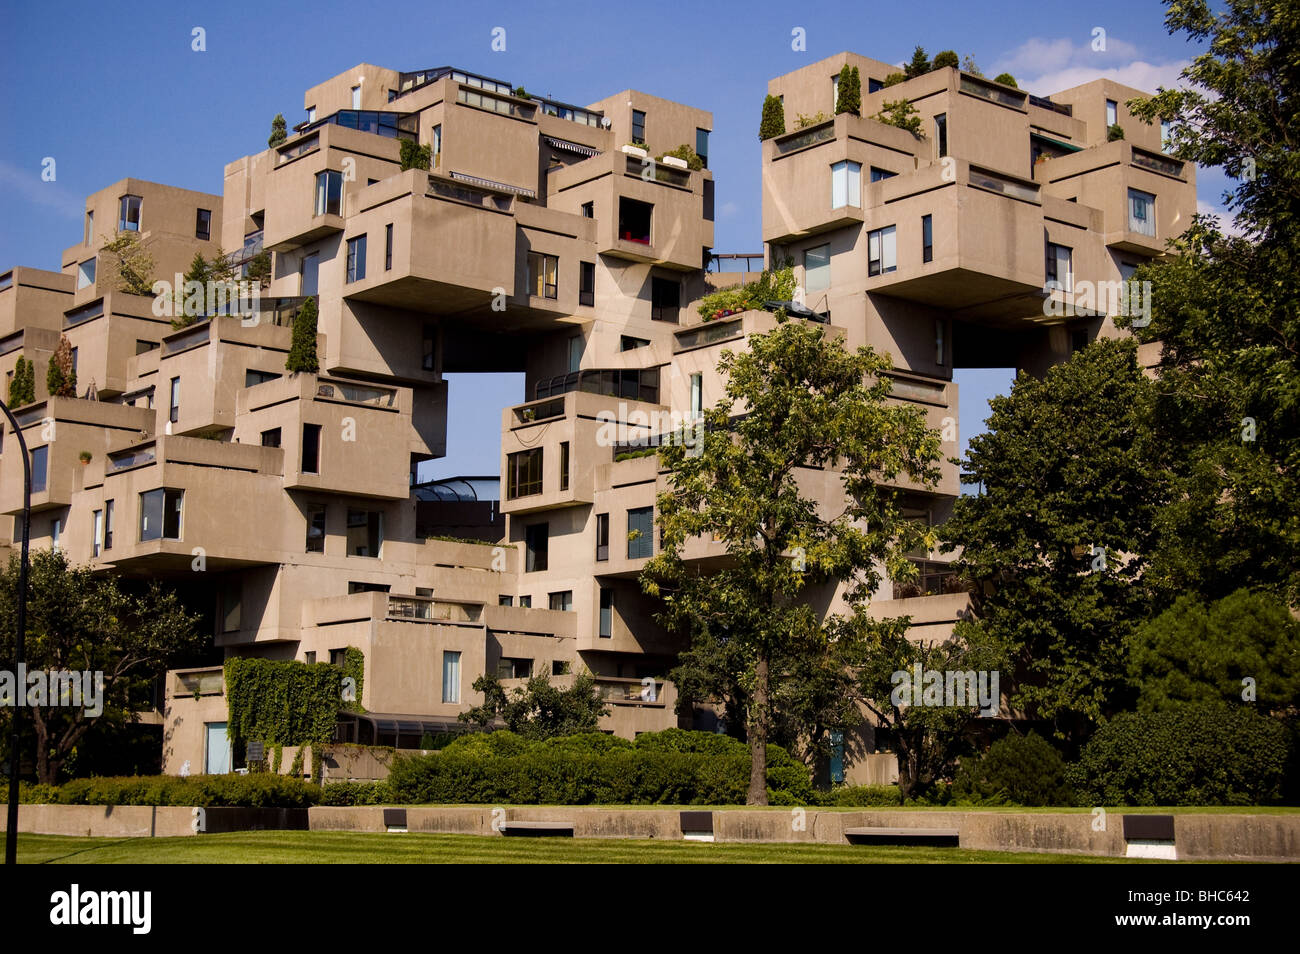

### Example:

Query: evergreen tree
xmin=8 ymin=356 xmax=35 ymax=408
xmin=932 ymin=50 xmax=960 ymax=71
xmin=268 ymin=113 xmax=287 ymax=147
xmin=904 ymin=46 xmax=930 ymax=79
xmin=759 ymin=94 xmax=786 ymax=140
xmin=174 ymin=252 xmax=211 ymax=328
xmin=286 ymin=296 xmax=320 ymax=373
xmin=835 ymin=64 xmax=862 ymax=116
xmin=46 ymin=335 xmax=76 ymax=398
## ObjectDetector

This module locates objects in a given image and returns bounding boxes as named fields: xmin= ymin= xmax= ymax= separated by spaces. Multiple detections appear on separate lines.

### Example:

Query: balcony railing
xmin=427 ymin=176 xmax=514 ymax=211
xmin=315 ymin=379 xmax=397 ymax=408
xmin=533 ymin=367 xmax=660 ymax=404
xmin=1027 ymin=93 xmax=1072 ymax=117
xmin=674 ymin=317 xmax=744 ymax=351
xmin=173 ymin=668 xmax=225 ymax=697
xmin=457 ymin=86 xmax=535 ymax=120
xmin=1130 ymin=148 xmax=1184 ymax=178
xmin=108 ymin=445 xmax=157 ymax=473
xmin=299 ymin=110 xmax=418 ymax=142
xmin=386 ymin=594 xmax=482 ymax=623
xmin=960 ymin=76 xmax=1027 ymax=109
xmin=533 ymin=96 xmax=603 ymax=128
xmin=624 ymin=155 xmax=691 ymax=188
xmin=773 ymin=122 xmax=836 ymax=156
xmin=968 ymin=166 xmax=1039 ymax=203
xmin=395 ymin=66 xmax=513 ymax=100
xmin=595 ymin=677 xmax=665 ymax=705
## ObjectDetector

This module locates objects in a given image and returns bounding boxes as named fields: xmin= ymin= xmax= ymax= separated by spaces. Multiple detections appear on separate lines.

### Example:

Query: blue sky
xmin=0 ymin=0 xmax=1228 ymax=480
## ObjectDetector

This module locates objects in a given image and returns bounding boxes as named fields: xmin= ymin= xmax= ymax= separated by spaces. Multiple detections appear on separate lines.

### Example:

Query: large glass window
xmin=346 ymin=508 xmax=382 ymax=557
xmin=695 ymin=128 xmax=709 ymax=168
xmin=195 ymin=208 xmax=211 ymax=240
xmin=1045 ymin=242 xmax=1073 ymax=292
xmin=690 ymin=374 xmax=703 ymax=422
xmin=525 ymin=522 xmax=548 ymax=572
xmin=579 ymin=261 xmax=595 ymax=306
xmin=618 ymin=198 xmax=652 ymax=244
xmin=104 ymin=499 xmax=114 ymax=550
xmin=627 ymin=506 xmax=654 ymax=559
xmin=651 ymin=276 xmax=680 ymax=321
xmin=92 ymin=509 xmax=103 ymax=558
xmin=831 ymin=160 xmax=861 ymax=209
xmin=77 ymin=258 xmax=96 ymax=289
xmin=559 ymin=441 xmax=570 ymax=492
xmin=631 ymin=109 xmax=646 ymax=143
xmin=1128 ymin=189 xmax=1156 ymax=236
xmin=306 ymin=503 xmax=326 ymax=552
xmin=140 ymin=488 xmax=183 ymax=541
xmin=119 ymin=194 xmax=142 ymax=231
xmin=169 ymin=377 xmax=180 ymax=424
xmin=868 ymin=226 xmax=897 ymax=276
xmin=527 ymin=252 xmax=558 ymax=298
xmin=506 ymin=448 xmax=543 ymax=498
xmin=548 ymin=590 xmax=573 ymax=612
xmin=314 ymin=170 xmax=343 ymax=216
xmin=30 ymin=445 xmax=48 ymax=493
xmin=442 ymin=651 xmax=461 ymax=703
xmin=346 ymin=234 xmax=367 ymax=283
xmin=805 ymin=243 xmax=831 ymax=293
xmin=1106 ymin=99 xmax=1118 ymax=127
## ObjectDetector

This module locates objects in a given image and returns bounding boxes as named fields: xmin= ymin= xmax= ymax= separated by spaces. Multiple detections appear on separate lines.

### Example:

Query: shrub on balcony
xmin=795 ymin=111 xmax=831 ymax=129
xmin=246 ymin=250 xmax=272 ymax=288
xmin=882 ymin=72 xmax=906 ymax=87
xmin=695 ymin=262 xmax=796 ymax=321
xmin=45 ymin=335 xmax=77 ymax=398
xmin=835 ymin=64 xmax=861 ymax=116
xmin=931 ymin=50 xmax=960 ymax=71
xmin=660 ymin=143 xmax=703 ymax=171
xmin=759 ymin=94 xmax=786 ymax=140
xmin=993 ymin=72 xmax=1018 ymax=88
xmin=1108 ymin=123 xmax=1125 ymax=141
xmin=268 ymin=113 xmax=287 ymax=147
xmin=875 ymin=99 xmax=924 ymax=137
xmin=286 ymin=295 xmax=320 ymax=373
xmin=962 ymin=55 xmax=982 ymax=76
xmin=399 ymin=139 xmax=433 ymax=172
xmin=904 ymin=45 xmax=930 ymax=79
xmin=100 ymin=230 xmax=155 ymax=296
xmin=952 ymin=732 xmax=1075 ymax=806
xmin=8 ymin=356 xmax=35 ymax=407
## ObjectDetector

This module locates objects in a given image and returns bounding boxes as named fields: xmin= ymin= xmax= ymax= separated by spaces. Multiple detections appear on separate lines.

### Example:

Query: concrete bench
xmin=500 ymin=820 xmax=575 ymax=838
xmin=844 ymin=827 xmax=960 ymax=847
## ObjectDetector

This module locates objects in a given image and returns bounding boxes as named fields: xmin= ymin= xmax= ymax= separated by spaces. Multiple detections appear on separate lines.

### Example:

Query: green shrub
xmin=882 ymin=72 xmax=906 ymax=87
xmin=952 ymin=732 xmax=1075 ymax=806
xmin=286 ymin=296 xmax=320 ymax=373
xmin=318 ymin=781 xmax=394 ymax=806
xmin=875 ymin=100 xmax=924 ymax=136
xmin=1107 ymin=123 xmax=1125 ymax=141
xmin=820 ymin=784 xmax=903 ymax=807
xmin=441 ymin=729 xmax=535 ymax=758
xmin=29 ymin=774 xmax=322 ymax=808
xmin=633 ymin=727 xmax=744 ymax=756
xmin=1068 ymin=705 xmax=1291 ymax=806
xmin=759 ymin=94 xmax=785 ymax=140
xmin=399 ymin=139 xmax=433 ymax=171
xmin=931 ymin=50 xmax=960 ymax=71
xmin=835 ymin=64 xmax=861 ymax=116
xmin=696 ymin=263 xmax=796 ymax=320
xmin=541 ymin=732 xmax=634 ymax=755
xmin=993 ymin=72 xmax=1018 ymax=88
xmin=661 ymin=144 xmax=704 ymax=171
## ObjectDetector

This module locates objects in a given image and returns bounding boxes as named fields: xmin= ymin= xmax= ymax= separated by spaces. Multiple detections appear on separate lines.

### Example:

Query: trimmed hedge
xmin=21 ymin=774 xmax=321 ymax=808
xmin=318 ymin=781 xmax=395 ymax=806
xmin=387 ymin=729 xmax=814 ymax=805
xmin=1067 ymin=705 xmax=1291 ymax=806
xmin=820 ymin=784 xmax=903 ymax=807
xmin=952 ymin=732 xmax=1076 ymax=806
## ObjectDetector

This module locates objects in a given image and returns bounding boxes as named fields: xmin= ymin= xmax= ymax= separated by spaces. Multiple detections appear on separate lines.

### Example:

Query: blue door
xmin=205 ymin=722 xmax=231 ymax=774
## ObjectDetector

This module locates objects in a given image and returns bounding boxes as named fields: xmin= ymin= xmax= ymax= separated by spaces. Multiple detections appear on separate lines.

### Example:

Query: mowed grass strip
xmin=16 ymin=831 xmax=1155 ymax=864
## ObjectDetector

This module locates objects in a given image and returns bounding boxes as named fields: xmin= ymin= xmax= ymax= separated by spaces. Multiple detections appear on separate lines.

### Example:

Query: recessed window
xmin=1128 ymin=189 xmax=1156 ymax=237
xmin=497 ymin=657 xmax=533 ymax=680
xmin=519 ymin=595 xmax=532 ymax=608
xmin=620 ymin=335 xmax=649 ymax=351
xmin=1106 ymin=99 xmax=1118 ymax=127
xmin=498 ymin=595 xmax=514 ymax=606
xmin=84 ymin=210 xmax=94 ymax=245
xmin=934 ymin=114 xmax=948 ymax=158
xmin=346 ymin=234 xmax=367 ymax=283
xmin=651 ymin=276 xmax=680 ymax=322
xmin=77 ymin=258 xmax=96 ymax=289
xmin=922 ymin=215 xmax=933 ymax=264
xmin=559 ymin=441 xmax=570 ymax=492
xmin=220 ymin=584 xmax=242 ymax=633
xmin=351 ymin=84 xmax=362 ymax=109
xmin=581 ymin=201 xmax=594 ymax=218
xmin=140 ymin=488 xmax=183 ymax=541
xmin=689 ymin=374 xmax=703 ymax=421
xmin=246 ymin=369 xmax=280 ymax=388
xmin=527 ymin=252 xmax=558 ymax=299
xmin=935 ymin=319 xmax=946 ymax=366
xmin=346 ymin=508 xmax=383 ymax=557
xmin=301 ymin=423 xmax=321 ymax=474
xmin=805 ymin=243 xmax=831 ymax=293
xmin=193 ymin=210 xmax=211 ymax=242
xmin=92 ymin=509 xmax=103 ymax=558
xmin=525 ymin=523 xmax=549 ymax=572
xmin=868 ymin=226 xmax=897 ymax=276
xmin=306 ymin=503 xmax=326 ymax=552
xmin=1046 ymin=242 xmax=1073 ymax=292
xmin=831 ymin=160 xmax=861 ymax=209
xmin=1161 ymin=118 xmax=1171 ymax=150
xmin=627 ymin=506 xmax=654 ymax=559
xmin=119 ymin=194 xmax=142 ymax=232
xmin=548 ymin=591 xmax=573 ymax=612
xmin=870 ymin=167 xmax=896 ymax=183
xmin=596 ymin=513 xmax=609 ymax=562
xmin=618 ymin=197 xmax=652 ymax=244
xmin=30 ymin=445 xmax=48 ymax=494
xmin=507 ymin=448 xmax=543 ymax=499
xmin=384 ymin=223 xmax=393 ymax=270
xmin=599 ymin=588 xmax=613 ymax=638
xmin=104 ymin=499 xmax=114 ymax=550
xmin=306 ymin=106 xmax=316 ymax=123
xmin=314 ymin=170 xmax=343 ymax=216
xmin=169 ymin=377 xmax=180 ymax=424
xmin=579 ymin=261 xmax=595 ymax=307
xmin=260 ymin=427 xmax=282 ymax=448
xmin=568 ymin=335 xmax=584 ymax=373
xmin=442 ymin=651 xmax=461 ymax=703
xmin=695 ymin=128 xmax=709 ymax=169
xmin=301 ymin=252 xmax=320 ymax=297
xmin=631 ymin=109 xmax=646 ymax=143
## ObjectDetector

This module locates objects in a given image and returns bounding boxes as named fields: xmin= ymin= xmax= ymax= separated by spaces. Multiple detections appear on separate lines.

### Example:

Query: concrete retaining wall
xmin=0 ymin=805 xmax=197 ymax=838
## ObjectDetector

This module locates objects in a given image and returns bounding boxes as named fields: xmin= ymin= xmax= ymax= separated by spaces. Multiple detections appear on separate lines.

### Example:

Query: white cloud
xmin=0 ymin=160 xmax=83 ymax=220
xmin=719 ymin=201 xmax=739 ymax=219
xmin=1197 ymin=199 xmax=1247 ymax=238
xmin=991 ymin=36 xmax=1189 ymax=98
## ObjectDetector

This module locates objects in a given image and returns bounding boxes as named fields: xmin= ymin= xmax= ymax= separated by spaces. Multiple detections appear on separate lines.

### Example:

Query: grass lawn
xmin=15 ymin=831 xmax=1156 ymax=864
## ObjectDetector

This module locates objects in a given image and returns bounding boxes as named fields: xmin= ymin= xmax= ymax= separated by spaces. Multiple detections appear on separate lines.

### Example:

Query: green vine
xmin=224 ymin=650 xmax=364 ymax=750
xmin=342 ymin=646 xmax=366 ymax=713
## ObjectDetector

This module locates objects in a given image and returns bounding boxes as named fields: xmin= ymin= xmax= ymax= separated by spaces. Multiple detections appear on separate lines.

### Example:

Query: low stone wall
xmin=7 ymin=804 xmax=1298 ymax=860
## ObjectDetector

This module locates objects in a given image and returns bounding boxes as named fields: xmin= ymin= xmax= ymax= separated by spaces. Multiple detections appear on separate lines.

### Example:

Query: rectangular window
xmin=30 ymin=446 xmax=47 ymax=494
xmin=300 ymin=252 xmax=319 ymax=297
xmin=346 ymin=234 xmax=367 ymax=283
xmin=422 ymin=325 xmax=436 ymax=371
xmin=1161 ymin=118 xmax=1171 ymax=150
xmin=922 ymin=215 xmax=933 ymax=264
xmin=306 ymin=503 xmax=326 ymax=552
xmin=627 ymin=506 xmax=653 ymax=559
xmin=384 ymin=223 xmax=393 ymax=270
xmin=301 ymin=423 xmax=321 ymax=474
xmin=519 ymin=595 xmax=532 ymax=608
xmin=870 ymin=166 xmax=897 ymax=183
xmin=119 ymin=194 xmax=142 ymax=231
xmin=690 ymin=373 xmax=703 ymax=421
xmin=581 ymin=201 xmax=594 ymax=218
xmin=527 ymin=252 xmax=558 ymax=299
xmin=867 ymin=226 xmax=897 ymax=276
xmin=498 ymin=595 xmax=514 ymax=606
xmin=1106 ymin=99 xmax=1118 ymax=127
xmin=432 ymin=124 xmax=441 ymax=162
xmin=831 ymin=74 xmax=840 ymax=111
xmin=651 ymin=276 xmax=680 ymax=322
xmin=140 ymin=488 xmax=183 ymax=541
xmin=346 ymin=509 xmax=382 ymax=557
xmin=830 ymin=160 xmax=861 ymax=209
xmin=935 ymin=319 xmax=946 ymax=366
xmin=559 ymin=441 xmax=570 ymax=492
xmin=246 ymin=369 xmax=280 ymax=388
xmin=104 ymin=499 xmax=114 ymax=550
xmin=314 ymin=170 xmax=343 ymax=216
xmin=935 ymin=114 xmax=948 ymax=158
xmin=1128 ymin=189 xmax=1156 ymax=236
xmin=579 ymin=261 xmax=595 ymax=306
xmin=351 ymin=84 xmax=362 ymax=109
xmin=868 ymin=77 xmax=884 ymax=93
xmin=92 ymin=509 xmax=103 ymax=557
xmin=195 ymin=208 xmax=211 ymax=241
xmin=442 ymin=651 xmax=461 ymax=703
xmin=260 ymin=427 xmax=282 ymax=448
xmin=305 ymin=651 xmax=316 ymax=664
xmin=618 ymin=197 xmax=652 ymax=244
xmin=525 ymin=523 xmax=549 ymax=572
xmin=1045 ymin=242 xmax=1073 ymax=292
xmin=77 ymin=258 xmax=96 ymax=289
xmin=596 ymin=513 xmax=609 ymax=561
xmin=497 ymin=657 xmax=533 ymax=680
xmin=620 ymin=335 xmax=649 ymax=351
xmin=169 ymin=377 xmax=180 ymax=424
xmin=51 ymin=518 xmax=61 ymax=552
xmin=306 ymin=106 xmax=316 ymax=123
xmin=506 ymin=448 xmax=543 ymax=499
xmin=631 ymin=109 xmax=646 ymax=143
xmin=695 ymin=128 xmax=709 ymax=168
xmin=548 ymin=591 xmax=573 ymax=612
xmin=805 ymin=243 xmax=831 ymax=293
xmin=599 ymin=588 xmax=613 ymax=638
xmin=84 ymin=210 xmax=93 ymax=245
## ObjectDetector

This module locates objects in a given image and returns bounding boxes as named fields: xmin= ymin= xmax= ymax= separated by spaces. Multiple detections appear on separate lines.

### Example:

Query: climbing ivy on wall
xmin=342 ymin=646 xmax=365 ymax=714
xmin=224 ymin=650 xmax=363 ymax=747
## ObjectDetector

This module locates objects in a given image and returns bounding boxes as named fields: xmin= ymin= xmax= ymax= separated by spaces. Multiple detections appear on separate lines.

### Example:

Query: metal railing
xmin=1027 ymin=93 xmax=1072 ymax=116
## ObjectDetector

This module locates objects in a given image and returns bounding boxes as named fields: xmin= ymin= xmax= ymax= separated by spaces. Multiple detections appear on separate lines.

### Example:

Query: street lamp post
xmin=2 ymin=399 xmax=32 ymax=865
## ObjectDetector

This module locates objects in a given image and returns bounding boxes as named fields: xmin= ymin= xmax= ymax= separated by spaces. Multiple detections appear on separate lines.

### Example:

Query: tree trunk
xmin=33 ymin=715 xmax=52 ymax=785
xmin=747 ymin=654 xmax=770 ymax=805
xmin=895 ymin=730 xmax=919 ymax=801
